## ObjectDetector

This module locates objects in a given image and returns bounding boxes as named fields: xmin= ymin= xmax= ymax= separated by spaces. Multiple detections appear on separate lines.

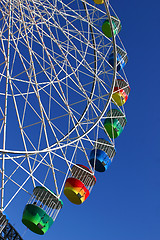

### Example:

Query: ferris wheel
xmin=0 ymin=0 xmax=130 ymax=236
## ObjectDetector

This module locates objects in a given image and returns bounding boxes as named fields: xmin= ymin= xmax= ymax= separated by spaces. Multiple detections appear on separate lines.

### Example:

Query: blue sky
xmin=2 ymin=0 xmax=160 ymax=239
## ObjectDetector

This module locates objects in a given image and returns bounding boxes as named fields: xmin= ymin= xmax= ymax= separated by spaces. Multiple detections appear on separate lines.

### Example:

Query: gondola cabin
xmin=64 ymin=164 xmax=96 ymax=205
xmin=102 ymin=16 xmax=121 ymax=38
xmin=90 ymin=139 xmax=116 ymax=172
xmin=108 ymin=47 xmax=128 ymax=72
xmin=93 ymin=0 xmax=104 ymax=4
xmin=112 ymin=79 xmax=130 ymax=106
xmin=104 ymin=109 xmax=127 ymax=138
xmin=22 ymin=187 xmax=63 ymax=235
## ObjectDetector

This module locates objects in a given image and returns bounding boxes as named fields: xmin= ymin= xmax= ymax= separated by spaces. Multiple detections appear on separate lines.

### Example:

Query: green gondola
xmin=104 ymin=109 xmax=127 ymax=138
xmin=22 ymin=186 xmax=63 ymax=235
xmin=102 ymin=16 xmax=121 ymax=38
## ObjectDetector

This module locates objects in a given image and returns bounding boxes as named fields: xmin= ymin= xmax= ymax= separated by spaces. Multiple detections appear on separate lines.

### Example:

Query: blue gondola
xmin=90 ymin=139 xmax=116 ymax=172
xmin=108 ymin=47 xmax=128 ymax=72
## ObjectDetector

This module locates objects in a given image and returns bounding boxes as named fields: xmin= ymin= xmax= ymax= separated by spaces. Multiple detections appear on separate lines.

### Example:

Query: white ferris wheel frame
xmin=0 ymin=0 xmax=125 ymax=214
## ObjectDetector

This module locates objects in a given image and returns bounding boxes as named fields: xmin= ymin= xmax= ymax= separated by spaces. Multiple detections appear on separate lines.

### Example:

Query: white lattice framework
xmin=0 ymin=0 xmax=129 ymax=214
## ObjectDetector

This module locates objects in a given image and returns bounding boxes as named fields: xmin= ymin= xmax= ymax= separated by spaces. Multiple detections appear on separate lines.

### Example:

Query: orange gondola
xmin=64 ymin=164 xmax=96 ymax=205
